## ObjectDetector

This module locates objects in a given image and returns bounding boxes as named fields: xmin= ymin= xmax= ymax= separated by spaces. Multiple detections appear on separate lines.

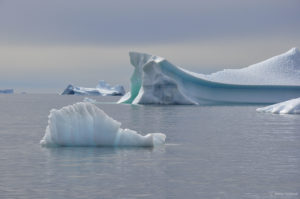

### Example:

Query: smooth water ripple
xmin=0 ymin=94 xmax=299 ymax=198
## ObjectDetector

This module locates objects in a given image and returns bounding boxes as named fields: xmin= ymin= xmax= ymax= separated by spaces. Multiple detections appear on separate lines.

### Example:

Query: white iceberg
xmin=40 ymin=102 xmax=166 ymax=147
xmin=118 ymin=48 xmax=300 ymax=105
xmin=0 ymin=89 xmax=14 ymax=94
xmin=256 ymin=97 xmax=300 ymax=114
xmin=61 ymin=80 xmax=125 ymax=96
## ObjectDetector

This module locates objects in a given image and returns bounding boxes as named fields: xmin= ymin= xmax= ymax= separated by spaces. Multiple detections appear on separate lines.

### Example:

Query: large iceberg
xmin=118 ymin=48 xmax=300 ymax=105
xmin=40 ymin=102 xmax=166 ymax=147
xmin=61 ymin=80 xmax=125 ymax=96
xmin=256 ymin=97 xmax=300 ymax=114
xmin=0 ymin=89 xmax=14 ymax=94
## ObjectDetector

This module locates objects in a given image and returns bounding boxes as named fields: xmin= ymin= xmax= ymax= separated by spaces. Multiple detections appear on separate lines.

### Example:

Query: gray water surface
xmin=0 ymin=94 xmax=299 ymax=199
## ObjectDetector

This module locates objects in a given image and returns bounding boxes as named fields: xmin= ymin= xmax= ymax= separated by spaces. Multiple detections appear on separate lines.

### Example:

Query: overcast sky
xmin=0 ymin=0 xmax=299 ymax=92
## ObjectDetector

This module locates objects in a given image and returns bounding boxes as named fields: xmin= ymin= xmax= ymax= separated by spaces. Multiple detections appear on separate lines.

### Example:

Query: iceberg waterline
xmin=118 ymin=48 xmax=300 ymax=105
xmin=40 ymin=102 xmax=166 ymax=147
xmin=61 ymin=80 xmax=125 ymax=96
xmin=257 ymin=97 xmax=300 ymax=114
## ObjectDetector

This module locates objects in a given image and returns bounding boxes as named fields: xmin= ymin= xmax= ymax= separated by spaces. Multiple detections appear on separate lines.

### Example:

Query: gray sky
xmin=0 ymin=0 xmax=299 ymax=92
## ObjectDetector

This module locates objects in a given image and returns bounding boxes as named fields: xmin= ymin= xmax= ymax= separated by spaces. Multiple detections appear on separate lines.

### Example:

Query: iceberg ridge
xmin=204 ymin=47 xmax=300 ymax=85
xmin=40 ymin=102 xmax=166 ymax=147
xmin=118 ymin=49 xmax=300 ymax=105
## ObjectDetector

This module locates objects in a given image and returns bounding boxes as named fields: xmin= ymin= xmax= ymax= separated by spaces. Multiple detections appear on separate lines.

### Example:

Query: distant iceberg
xmin=83 ymin=97 xmax=97 ymax=103
xmin=61 ymin=80 xmax=125 ymax=96
xmin=119 ymin=48 xmax=300 ymax=105
xmin=256 ymin=97 xmax=300 ymax=114
xmin=40 ymin=102 xmax=166 ymax=147
xmin=0 ymin=89 xmax=14 ymax=94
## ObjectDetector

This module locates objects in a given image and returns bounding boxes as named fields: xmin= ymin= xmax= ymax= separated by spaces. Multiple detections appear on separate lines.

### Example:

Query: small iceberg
xmin=256 ymin=97 xmax=300 ymax=114
xmin=61 ymin=80 xmax=125 ymax=96
xmin=0 ymin=89 xmax=14 ymax=94
xmin=119 ymin=48 xmax=300 ymax=105
xmin=40 ymin=102 xmax=166 ymax=147
xmin=83 ymin=97 xmax=97 ymax=103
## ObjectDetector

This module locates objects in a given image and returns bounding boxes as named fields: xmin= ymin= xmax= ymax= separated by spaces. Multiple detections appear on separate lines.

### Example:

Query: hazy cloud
xmin=0 ymin=0 xmax=299 ymax=92
xmin=0 ymin=0 xmax=299 ymax=45
xmin=1 ymin=34 xmax=299 ymax=92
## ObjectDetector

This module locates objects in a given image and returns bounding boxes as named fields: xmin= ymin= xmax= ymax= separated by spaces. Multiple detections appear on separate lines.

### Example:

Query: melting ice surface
xmin=40 ymin=102 xmax=166 ymax=147
xmin=61 ymin=80 xmax=125 ymax=96
xmin=257 ymin=97 xmax=300 ymax=114
xmin=119 ymin=48 xmax=300 ymax=105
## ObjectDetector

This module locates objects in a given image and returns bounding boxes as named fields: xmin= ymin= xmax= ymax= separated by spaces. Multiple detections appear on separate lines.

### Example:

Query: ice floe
xmin=256 ymin=97 xmax=300 ymax=114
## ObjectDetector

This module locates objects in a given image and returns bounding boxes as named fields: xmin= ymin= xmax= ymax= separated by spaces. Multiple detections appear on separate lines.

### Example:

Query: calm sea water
xmin=0 ymin=94 xmax=299 ymax=199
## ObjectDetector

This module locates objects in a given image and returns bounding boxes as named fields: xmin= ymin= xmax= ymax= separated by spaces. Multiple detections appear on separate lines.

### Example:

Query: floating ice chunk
xmin=61 ymin=80 xmax=125 ymax=96
xmin=0 ymin=89 xmax=14 ymax=94
xmin=40 ymin=102 xmax=166 ymax=147
xmin=256 ymin=98 xmax=300 ymax=114
xmin=119 ymin=48 xmax=300 ymax=105
xmin=83 ymin=97 xmax=96 ymax=103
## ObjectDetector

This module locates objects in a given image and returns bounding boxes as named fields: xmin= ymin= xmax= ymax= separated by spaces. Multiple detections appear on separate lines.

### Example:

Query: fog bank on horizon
xmin=0 ymin=0 xmax=299 ymax=93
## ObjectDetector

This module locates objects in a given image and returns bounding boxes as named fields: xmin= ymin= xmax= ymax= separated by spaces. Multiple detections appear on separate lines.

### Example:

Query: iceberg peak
xmin=286 ymin=47 xmax=300 ymax=56
xmin=129 ymin=52 xmax=165 ymax=65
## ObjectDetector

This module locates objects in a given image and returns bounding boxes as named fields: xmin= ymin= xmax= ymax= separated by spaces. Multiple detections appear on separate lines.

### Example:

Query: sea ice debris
xmin=256 ymin=97 xmax=300 ymax=114
xmin=83 ymin=97 xmax=96 ymax=103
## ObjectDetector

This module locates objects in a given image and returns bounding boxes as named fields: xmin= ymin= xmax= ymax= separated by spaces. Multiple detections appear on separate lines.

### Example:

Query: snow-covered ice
xmin=119 ymin=48 xmax=300 ymax=105
xmin=256 ymin=98 xmax=300 ymax=114
xmin=202 ymin=48 xmax=300 ymax=85
xmin=40 ymin=102 xmax=166 ymax=147
xmin=61 ymin=80 xmax=125 ymax=96
xmin=0 ymin=89 xmax=14 ymax=94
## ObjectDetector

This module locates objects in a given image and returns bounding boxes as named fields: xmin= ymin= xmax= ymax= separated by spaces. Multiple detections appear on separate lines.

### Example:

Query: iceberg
xmin=256 ymin=97 xmax=300 ymax=114
xmin=83 ymin=97 xmax=97 ymax=103
xmin=0 ymin=89 xmax=14 ymax=94
xmin=61 ymin=80 xmax=125 ymax=96
xmin=40 ymin=102 xmax=166 ymax=147
xmin=118 ymin=48 xmax=300 ymax=105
